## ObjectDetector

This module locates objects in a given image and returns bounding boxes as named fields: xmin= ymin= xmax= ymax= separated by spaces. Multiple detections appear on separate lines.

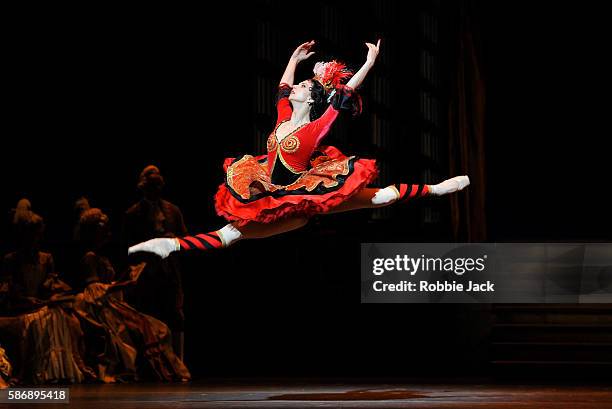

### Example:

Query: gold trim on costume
xmin=268 ymin=148 xmax=305 ymax=186
xmin=276 ymin=147 xmax=304 ymax=174
xmin=284 ymin=155 xmax=355 ymax=192
xmin=280 ymin=134 xmax=300 ymax=153
xmin=267 ymin=134 xmax=277 ymax=152
xmin=226 ymin=155 xmax=252 ymax=183
xmin=225 ymin=153 xmax=358 ymax=201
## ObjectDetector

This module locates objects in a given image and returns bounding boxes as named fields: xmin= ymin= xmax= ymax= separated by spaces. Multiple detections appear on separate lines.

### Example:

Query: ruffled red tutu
xmin=214 ymin=145 xmax=378 ymax=226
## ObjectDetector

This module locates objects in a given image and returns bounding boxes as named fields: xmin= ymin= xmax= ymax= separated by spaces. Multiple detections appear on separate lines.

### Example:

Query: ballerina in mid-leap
xmin=128 ymin=39 xmax=470 ymax=258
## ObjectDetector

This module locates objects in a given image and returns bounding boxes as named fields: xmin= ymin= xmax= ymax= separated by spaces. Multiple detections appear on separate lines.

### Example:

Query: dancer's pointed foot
xmin=128 ymin=238 xmax=180 ymax=259
xmin=429 ymin=175 xmax=470 ymax=196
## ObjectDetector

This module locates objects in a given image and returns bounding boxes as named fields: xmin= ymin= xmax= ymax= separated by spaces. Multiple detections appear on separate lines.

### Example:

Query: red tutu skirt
xmin=214 ymin=145 xmax=378 ymax=226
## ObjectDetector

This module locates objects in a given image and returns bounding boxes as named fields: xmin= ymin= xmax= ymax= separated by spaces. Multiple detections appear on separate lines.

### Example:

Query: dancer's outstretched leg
xmin=324 ymin=175 xmax=470 ymax=214
xmin=127 ymin=176 xmax=469 ymax=258
xmin=127 ymin=217 xmax=309 ymax=259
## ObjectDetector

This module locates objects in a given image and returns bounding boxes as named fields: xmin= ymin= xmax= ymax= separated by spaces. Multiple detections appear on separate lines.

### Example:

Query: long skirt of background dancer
xmin=74 ymin=281 xmax=190 ymax=382
xmin=0 ymin=304 xmax=95 ymax=385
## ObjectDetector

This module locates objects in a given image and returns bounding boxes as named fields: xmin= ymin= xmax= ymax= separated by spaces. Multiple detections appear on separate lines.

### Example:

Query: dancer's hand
xmin=128 ymin=238 xmax=180 ymax=259
xmin=346 ymin=39 xmax=381 ymax=89
xmin=365 ymin=39 xmax=381 ymax=67
xmin=290 ymin=40 xmax=316 ymax=63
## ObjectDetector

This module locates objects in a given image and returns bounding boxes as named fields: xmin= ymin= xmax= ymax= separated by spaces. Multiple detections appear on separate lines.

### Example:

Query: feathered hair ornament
xmin=312 ymin=60 xmax=353 ymax=95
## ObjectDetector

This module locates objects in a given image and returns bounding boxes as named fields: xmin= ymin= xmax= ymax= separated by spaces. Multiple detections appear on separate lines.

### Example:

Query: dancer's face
xmin=289 ymin=80 xmax=314 ymax=104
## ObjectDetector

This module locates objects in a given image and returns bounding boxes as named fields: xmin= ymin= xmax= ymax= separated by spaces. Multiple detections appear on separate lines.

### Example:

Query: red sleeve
xmin=276 ymin=83 xmax=293 ymax=124
xmin=310 ymin=86 xmax=361 ymax=146
xmin=311 ymin=104 xmax=340 ymax=146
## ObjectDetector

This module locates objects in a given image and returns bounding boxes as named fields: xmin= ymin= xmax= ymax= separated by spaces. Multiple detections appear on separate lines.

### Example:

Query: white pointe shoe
xmin=128 ymin=238 xmax=180 ymax=259
xmin=430 ymin=175 xmax=470 ymax=196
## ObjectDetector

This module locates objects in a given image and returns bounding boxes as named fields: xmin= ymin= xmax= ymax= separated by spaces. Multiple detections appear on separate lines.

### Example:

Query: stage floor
xmin=4 ymin=379 xmax=612 ymax=408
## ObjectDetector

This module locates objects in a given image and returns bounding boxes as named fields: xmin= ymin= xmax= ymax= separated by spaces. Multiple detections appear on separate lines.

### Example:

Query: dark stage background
xmin=2 ymin=1 xmax=611 ymax=379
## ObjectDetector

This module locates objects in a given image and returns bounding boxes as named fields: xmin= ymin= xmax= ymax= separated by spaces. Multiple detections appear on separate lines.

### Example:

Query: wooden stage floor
xmin=3 ymin=379 xmax=612 ymax=408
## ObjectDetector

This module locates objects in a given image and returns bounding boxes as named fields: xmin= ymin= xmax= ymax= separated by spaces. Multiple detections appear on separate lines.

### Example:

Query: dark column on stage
xmin=416 ymin=2 xmax=448 ymax=231
xmin=367 ymin=0 xmax=394 ymax=222
xmin=253 ymin=5 xmax=278 ymax=154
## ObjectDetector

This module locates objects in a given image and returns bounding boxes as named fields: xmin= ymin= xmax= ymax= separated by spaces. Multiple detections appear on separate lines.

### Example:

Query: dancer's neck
xmin=289 ymin=101 xmax=311 ymax=126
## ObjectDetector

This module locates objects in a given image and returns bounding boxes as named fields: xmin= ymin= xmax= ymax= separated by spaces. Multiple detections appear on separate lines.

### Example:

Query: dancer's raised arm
xmin=279 ymin=40 xmax=316 ymax=85
xmin=346 ymin=39 xmax=381 ymax=90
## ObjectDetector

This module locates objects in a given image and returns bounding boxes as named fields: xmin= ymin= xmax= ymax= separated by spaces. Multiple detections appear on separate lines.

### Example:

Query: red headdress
xmin=312 ymin=60 xmax=353 ymax=94
xmin=312 ymin=60 xmax=362 ymax=115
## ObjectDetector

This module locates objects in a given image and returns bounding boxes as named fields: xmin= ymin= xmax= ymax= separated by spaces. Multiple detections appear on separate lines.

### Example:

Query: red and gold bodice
xmin=215 ymin=82 xmax=376 ymax=227
xmin=266 ymin=85 xmax=342 ymax=186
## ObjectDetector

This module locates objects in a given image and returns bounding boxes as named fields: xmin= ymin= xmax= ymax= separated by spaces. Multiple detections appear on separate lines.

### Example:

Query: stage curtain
xmin=448 ymin=0 xmax=487 ymax=242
